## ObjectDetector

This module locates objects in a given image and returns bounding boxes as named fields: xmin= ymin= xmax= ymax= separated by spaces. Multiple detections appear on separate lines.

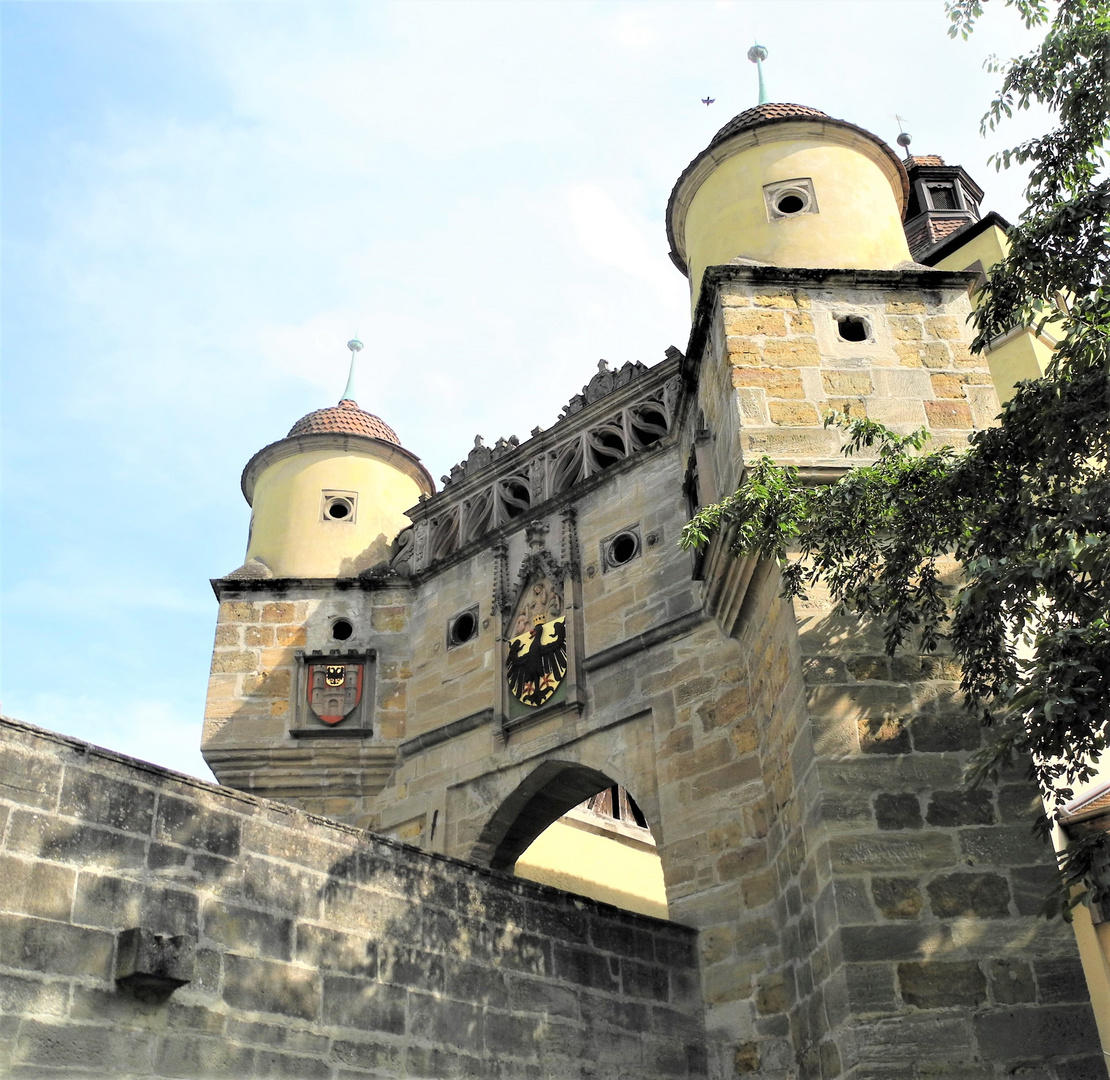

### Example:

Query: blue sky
xmin=1 ymin=1 xmax=1046 ymax=781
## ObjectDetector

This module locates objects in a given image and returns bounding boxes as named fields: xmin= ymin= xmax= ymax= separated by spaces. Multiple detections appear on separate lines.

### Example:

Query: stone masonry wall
xmin=203 ymin=583 xmax=415 ymax=824
xmin=0 ymin=717 xmax=706 ymax=1080
xmin=696 ymin=266 xmax=999 ymax=495
xmin=792 ymin=587 xmax=1104 ymax=1080
xmin=691 ymin=264 xmax=1103 ymax=1078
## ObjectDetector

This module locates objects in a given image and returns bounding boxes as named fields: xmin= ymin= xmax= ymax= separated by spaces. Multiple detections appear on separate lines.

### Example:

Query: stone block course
xmin=898 ymin=960 xmax=987 ymax=1008
xmin=0 ymin=718 xmax=704 ymax=1080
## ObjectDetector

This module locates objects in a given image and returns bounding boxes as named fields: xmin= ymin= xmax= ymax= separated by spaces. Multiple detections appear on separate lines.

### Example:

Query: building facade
xmin=196 ymin=103 xmax=1106 ymax=1076
xmin=0 ymin=101 xmax=1103 ymax=1080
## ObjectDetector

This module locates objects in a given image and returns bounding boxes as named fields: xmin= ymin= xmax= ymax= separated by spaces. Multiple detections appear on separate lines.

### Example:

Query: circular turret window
xmin=331 ymin=618 xmax=353 ymax=641
xmin=321 ymin=492 xmax=357 ymax=522
xmin=606 ymin=531 xmax=640 ymax=567
xmin=764 ymin=178 xmax=818 ymax=220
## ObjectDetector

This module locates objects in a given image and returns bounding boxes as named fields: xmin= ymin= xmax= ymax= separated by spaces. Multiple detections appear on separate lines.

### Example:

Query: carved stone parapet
xmin=407 ymin=350 xmax=685 ymax=571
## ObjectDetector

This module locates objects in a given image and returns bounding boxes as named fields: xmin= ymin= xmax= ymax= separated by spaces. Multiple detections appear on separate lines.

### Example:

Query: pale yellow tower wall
xmin=674 ymin=125 xmax=911 ymax=308
xmin=931 ymin=222 xmax=1056 ymax=401
xmin=246 ymin=446 xmax=428 ymax=578
xmin=514 ymin=815 xmax=669 ymax=920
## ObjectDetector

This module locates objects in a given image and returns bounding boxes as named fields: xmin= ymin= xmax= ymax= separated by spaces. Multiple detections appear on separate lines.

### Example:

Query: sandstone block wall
xmin=694 ymin=266 xmax=998 ymax=498
xmin=203 ymin=584 xmax=415 ymax=823
xmin=772 ymin=577 xmax=1106 ymax=1079
xmin=0 ymin=717 xmax=705 ymax=1080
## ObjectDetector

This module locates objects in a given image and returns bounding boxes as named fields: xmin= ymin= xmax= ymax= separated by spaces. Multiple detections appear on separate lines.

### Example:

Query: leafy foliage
xmin=682 ymin=0 xmax=1110 ymax=916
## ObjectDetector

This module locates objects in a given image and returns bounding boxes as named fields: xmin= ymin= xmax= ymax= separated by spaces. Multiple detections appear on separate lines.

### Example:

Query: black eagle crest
xmin=506 ymin=619 xmax=567 ymax=707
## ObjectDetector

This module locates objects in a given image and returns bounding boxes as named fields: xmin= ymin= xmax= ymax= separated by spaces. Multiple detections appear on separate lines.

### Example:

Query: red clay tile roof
xmin=906 ymin=154 xmax=946 ymax=167
xmin=708 ymin=103 xmax=831 ymax=148
xmin=288 ymin=399 xmax=400 ymax=444
xmin=930 ymin=217 xmax=967 ymax=242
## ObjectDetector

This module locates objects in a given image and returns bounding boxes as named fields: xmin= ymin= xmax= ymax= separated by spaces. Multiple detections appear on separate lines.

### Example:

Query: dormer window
xmin=926 ymin=183 xmax=960 ymax=211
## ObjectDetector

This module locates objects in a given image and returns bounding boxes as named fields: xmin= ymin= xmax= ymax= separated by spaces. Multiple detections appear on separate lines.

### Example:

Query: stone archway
xmin=471 ymin=759 xmax=617 ymax=871
xmin=470 ymin=758 xmax=669 ymax=918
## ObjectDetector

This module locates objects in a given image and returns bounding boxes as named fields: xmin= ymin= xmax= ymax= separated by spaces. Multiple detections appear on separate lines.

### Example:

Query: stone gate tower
xmin=201 ymin=103 xmax=1103 ymax=1078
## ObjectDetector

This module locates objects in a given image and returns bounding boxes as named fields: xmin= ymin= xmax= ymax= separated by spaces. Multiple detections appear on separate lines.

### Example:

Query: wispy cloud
xmin=3 ymin=0 xmax=1051 ymax=773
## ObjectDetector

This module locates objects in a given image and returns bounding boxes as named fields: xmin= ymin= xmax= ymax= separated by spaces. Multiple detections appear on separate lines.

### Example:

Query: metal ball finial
xmin=897 ymin=132 xmax=912 ymax=149
xmin=347 ymin=337 xmax=364 ymax=354
xmin=747 ymin=44 xmax=768 ymax=64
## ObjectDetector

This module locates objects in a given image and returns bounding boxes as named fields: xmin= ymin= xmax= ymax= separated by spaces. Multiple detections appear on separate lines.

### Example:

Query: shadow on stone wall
xmin=0 ymin=717 xmax=707 ymax=1078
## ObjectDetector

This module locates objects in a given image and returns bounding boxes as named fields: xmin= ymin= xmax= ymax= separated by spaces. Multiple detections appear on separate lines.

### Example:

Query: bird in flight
xmin=701 ymin=96 xmax=715 ymax=106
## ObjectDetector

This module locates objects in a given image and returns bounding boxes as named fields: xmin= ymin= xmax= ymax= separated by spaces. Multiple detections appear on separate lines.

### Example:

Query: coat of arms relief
xmin=506 ymin=579 xmax=567 ymax=710
xmin=500 ymin=516 xmax=581 ymax=732
xmin=306 ymin=661 xmax=363 ymax=725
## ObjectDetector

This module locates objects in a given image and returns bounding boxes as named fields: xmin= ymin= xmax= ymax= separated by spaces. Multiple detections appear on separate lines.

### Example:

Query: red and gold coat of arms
xmin=306 ymin=662 xmax=363 ymax=725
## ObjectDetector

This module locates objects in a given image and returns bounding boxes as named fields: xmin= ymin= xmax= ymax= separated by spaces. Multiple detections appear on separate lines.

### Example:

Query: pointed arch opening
xmin=472 ymin=761 xmax=668 ymax=919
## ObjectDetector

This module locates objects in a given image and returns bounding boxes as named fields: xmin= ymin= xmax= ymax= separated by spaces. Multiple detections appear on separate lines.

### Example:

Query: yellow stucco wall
xmin=246 ymin=449 xmax=424 ymax=578
xmin=931 ymin=221 xmax=1008 ymax=279
xmin=982 ymin=332 xmax=1055 ymax=402
xmin=678 ymin=132 xmax=910 ymax=305
xmin=1069 ymin=902 xmax=1110 ymax=1062
xmin=514 ymin=815 xmax=669 ymax=920
xmin=931 ymin=222 xmax=1056 ymax=402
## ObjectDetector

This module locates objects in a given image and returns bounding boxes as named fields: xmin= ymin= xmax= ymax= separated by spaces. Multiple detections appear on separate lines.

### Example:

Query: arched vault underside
xmin=471 ymin=760 xmax=621 ymax=871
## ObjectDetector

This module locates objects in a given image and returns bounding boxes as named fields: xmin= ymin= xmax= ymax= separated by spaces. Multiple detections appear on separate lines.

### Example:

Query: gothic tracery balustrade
xmin=391 ymin=350 xmax=684 ymax=574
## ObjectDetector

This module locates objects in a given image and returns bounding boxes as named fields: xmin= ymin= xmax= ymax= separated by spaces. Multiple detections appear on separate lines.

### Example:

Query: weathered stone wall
xmin=694 ymin=265 xmax=999 ymax=497
xmin=790 ymin=585 xmax=1104 ymax=1080
xmin=0 ymin=717 xmax=706 ymax=1080
xmin=203 ymin=583 xmax=414 ymax=823
xmin=687 ymin=264 xmax=1103 ymax=1079
xmin=368 ymin=437 xmax=703 ymax=855
xmin=186 ymin=258 xmax=1105 ymax=1080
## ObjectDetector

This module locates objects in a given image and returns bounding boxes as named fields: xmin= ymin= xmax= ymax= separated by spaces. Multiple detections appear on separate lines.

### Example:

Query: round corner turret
xmin=667 ymin=103 xmax=912 ymax=307
xmin=241 ymin=399 xmax=434 ymax=579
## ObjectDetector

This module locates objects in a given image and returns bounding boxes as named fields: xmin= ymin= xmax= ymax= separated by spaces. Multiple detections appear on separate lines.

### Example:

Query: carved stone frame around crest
xmin=496 ymin=513 xmax=583 ymax=741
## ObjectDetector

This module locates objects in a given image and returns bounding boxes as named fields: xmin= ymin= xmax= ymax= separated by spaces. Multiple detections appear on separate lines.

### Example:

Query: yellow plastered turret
xmin=241 ymin=400 xmax=434 ymax=579
xmin=667 ymin=105 xmax=912 ymax=309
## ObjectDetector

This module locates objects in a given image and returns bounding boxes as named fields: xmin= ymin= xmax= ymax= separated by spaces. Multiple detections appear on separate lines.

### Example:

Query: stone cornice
xmin=210 ymin=575 xmax=414 ymax=601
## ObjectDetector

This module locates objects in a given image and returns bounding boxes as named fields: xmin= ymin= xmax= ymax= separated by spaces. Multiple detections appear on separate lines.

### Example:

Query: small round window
xmin=331 ymin=618 xmax=353 ymax=641
xmin=776 ymin=192 xmax=807 ymax=215
xmin=324 ymin=496 xmax=354 ymax=521
xmin=449 ymin=609 xmax=478 ymax=647
xmin=606 ymin=531 xmax=640 ymax=568
xmin=837 ymin=315 xmax=870 ymax=343
xmin=765 ymin=179 xmax=817 ymax=220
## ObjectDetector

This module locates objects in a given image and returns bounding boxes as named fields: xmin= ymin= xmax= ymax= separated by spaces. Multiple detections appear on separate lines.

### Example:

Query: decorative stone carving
xmin=115 ymin=928 xmax=195 ymax=998
xmin=407 ymin=350 xmax=684 ymax=571
xmin=389 ymin=527 xmax=415 ymax=577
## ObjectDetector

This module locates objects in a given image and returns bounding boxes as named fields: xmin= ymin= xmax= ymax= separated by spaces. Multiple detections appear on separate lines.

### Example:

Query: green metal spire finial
xmin=747 ymin=43 xmax=769 ymax=105
xmin=341 ymin=336 xmax=363 ymax=402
